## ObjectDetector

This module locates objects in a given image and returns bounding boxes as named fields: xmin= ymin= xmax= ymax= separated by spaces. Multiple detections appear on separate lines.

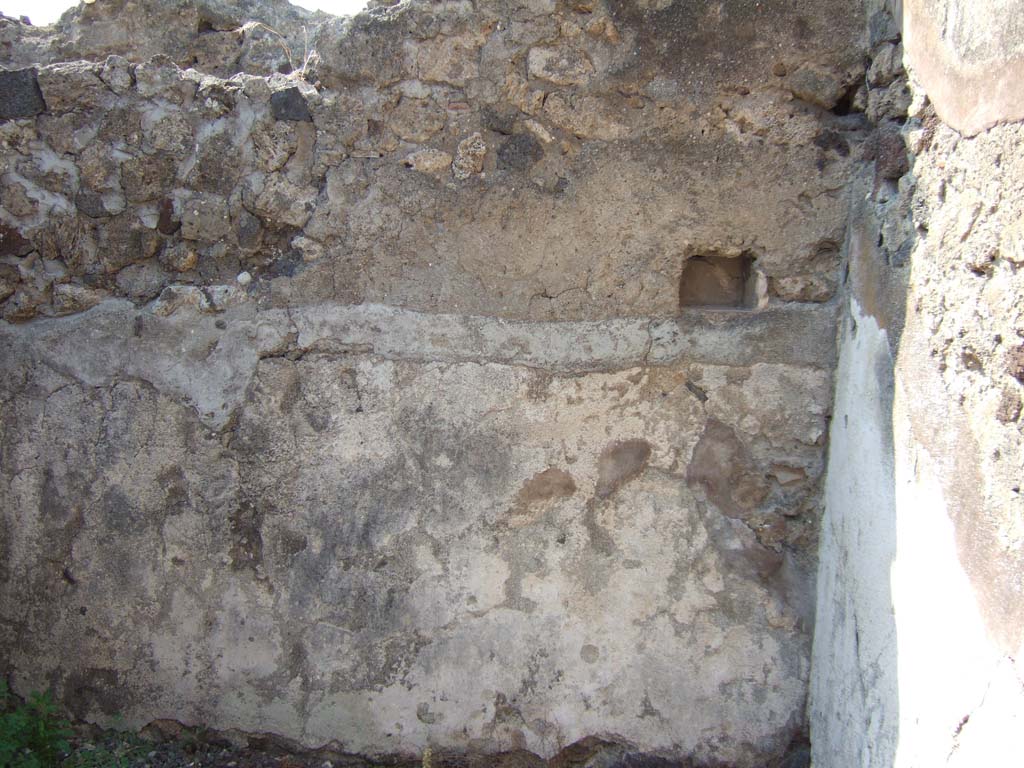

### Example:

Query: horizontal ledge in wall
xmin=0 ymin=297 xmax=837 ymax=428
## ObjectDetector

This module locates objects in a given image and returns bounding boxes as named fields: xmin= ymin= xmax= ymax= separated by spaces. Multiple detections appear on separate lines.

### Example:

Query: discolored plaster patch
xmin=507 ymin=468 xmax=577 ymax=527
xmin=687 ymin=419 xmax=770 ymax=520
xmin=595 ymin=439 xmax=652 ymax=499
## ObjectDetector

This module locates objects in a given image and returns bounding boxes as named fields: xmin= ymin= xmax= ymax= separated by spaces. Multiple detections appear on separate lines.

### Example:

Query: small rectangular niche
xmin=679 ymin=251 xmax=760 ymax=309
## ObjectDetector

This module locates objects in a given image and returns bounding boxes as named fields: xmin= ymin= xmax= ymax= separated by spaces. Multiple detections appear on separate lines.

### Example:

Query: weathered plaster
xmin=1 ymin=298 xmax=831 ymax=766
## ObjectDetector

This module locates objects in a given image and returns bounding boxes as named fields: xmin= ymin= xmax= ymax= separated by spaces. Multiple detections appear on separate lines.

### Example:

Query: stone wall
xmin=12 ymin=0 xmax=1023 ymax=765
xmin=0 ymin=1 xmax=868 ymax=765
xmin=810 ymin=0 xmax=1024 ymax=765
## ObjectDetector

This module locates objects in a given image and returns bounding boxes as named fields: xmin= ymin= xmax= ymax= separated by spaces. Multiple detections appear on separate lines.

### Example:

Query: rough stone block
xmin=181 ymin=195 xmax=231 ymax=241
xmin=0 ymin=68 xmax=46 ymax=119
xmin=270 ymin=86 xmax=313 ymax=122
xmin=527 ymin=45 xmax=594 ymax=85
xmin=0 ymin=223 xmax=33 ymax=257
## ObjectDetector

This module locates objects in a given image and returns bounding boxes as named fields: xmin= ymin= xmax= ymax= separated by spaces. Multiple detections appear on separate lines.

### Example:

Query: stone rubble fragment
xmin=452 ymin=131 xmax=487 ymax=179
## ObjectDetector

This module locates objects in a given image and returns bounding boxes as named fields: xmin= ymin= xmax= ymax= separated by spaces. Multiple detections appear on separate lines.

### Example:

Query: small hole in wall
xmin=829 ymin=78 xmax=863 ymax=117
xmin=679 ymin=251 xmax=760 ymax=310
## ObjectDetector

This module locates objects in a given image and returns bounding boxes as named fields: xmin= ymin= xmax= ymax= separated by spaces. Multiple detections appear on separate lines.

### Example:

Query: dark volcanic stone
xmin=813 ymin=130 xmax=850 ymax=157
xmin=866 ymin=128 xmax=909 ymax=180
xmin=482 ymin=104 xmax=519 ymax=135
xmin=234 ymin=209 xmax=262 ymax=250
xmin=497 ymin=133 xmax=544 ymax=171
xmin=0 ymin=68 xmax=46 ymax=119
xmin=270 ymin=87 xmax=312 ymax=122
xmin=75 ymin=190 xmax=108 ymax=218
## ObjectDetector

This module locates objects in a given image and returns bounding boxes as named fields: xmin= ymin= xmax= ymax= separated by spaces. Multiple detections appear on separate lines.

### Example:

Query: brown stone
xmin=0 ymin=223 xmax=33 ymax=258
xmin=389 ymin=97 xmax=446 ymax=143
xmin=156 ymin=198 xmax=180 ymax=235
xmin=996 ymin=388 xmax=1022 ymax=424
xmin=866 ymin=128 xmax=909 ymax=181
xmin=121 ymin=153 xmax=179 ymax=203
xmin=1006 ymin=345 xmax=1024 ymax=384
